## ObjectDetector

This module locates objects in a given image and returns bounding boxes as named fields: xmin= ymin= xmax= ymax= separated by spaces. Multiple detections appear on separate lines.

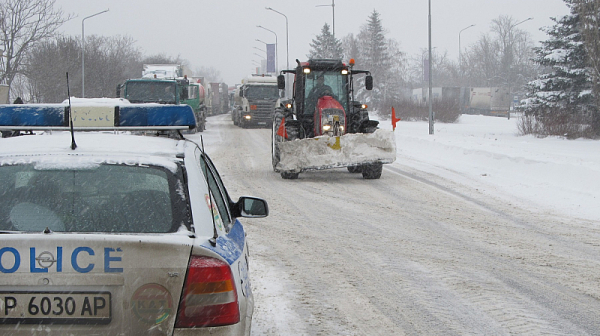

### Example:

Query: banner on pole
xmin=267 ymin=44 xmax=276 ymax=73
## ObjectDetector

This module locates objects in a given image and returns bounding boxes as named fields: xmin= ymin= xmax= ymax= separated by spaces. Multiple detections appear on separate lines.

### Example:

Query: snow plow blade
xmin=276 ymin=129 xmax=396 ymax=173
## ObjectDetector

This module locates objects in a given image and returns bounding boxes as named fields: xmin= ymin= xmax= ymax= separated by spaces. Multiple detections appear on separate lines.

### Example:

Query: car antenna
xmin=66 ymin=72 xmax=77 ymax=150
xmin=200 ymin=135 xmax=218 ymax=246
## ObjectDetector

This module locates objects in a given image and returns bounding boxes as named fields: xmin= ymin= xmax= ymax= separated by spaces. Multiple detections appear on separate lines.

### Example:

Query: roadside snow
xmin=380 ymin=114 xmax=600 ymax=221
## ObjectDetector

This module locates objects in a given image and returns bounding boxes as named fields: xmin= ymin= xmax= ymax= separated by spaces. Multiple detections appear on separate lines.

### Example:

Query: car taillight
xmin=175 ymin=256 xmax=240 ymax=328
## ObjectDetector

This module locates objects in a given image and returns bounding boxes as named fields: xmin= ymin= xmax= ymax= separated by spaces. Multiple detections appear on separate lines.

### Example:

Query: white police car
xmin=0 ymin=102 xmax=267 ymax=335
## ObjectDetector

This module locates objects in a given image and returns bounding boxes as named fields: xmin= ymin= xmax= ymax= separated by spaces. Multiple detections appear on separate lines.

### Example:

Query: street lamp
xmin=459 ymin=24 xmax=475 ymax=83
xmin=82 ymin=9 xmax=109 ymax=98
xmin=316 ymin=0 xmax=335 ymax=39
xmin=257 ymin=25 xmax=278 ymax=72
xmin=265 ymin=7 xmax=289 ymax=71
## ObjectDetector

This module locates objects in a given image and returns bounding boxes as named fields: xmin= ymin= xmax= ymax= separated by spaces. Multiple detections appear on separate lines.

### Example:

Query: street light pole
xmin=257 ymin=25 xmax=278 ymax=73
xmin=316 ymin=0 xmax=335 ymax=39
xmin=459 ymin=24 xmax=475 ymax=83
xmin=81 ymin=9 xmax=109 ymax=98
xmin=428 ymin=0 xmax=433 ymax=135
xmin=265 ymin=7 xmax=289 ymax=71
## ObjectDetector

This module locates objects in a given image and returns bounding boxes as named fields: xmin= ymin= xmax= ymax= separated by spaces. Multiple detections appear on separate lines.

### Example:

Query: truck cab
xmin=232 ymin=75 xmax=280 ymax=128
xmin=117 ymin=65 xmax=207 ymax=132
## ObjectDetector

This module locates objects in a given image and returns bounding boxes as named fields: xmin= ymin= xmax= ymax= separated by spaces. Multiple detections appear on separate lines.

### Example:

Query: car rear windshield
xmin=0 ymin=163 xmax=190 ymax=233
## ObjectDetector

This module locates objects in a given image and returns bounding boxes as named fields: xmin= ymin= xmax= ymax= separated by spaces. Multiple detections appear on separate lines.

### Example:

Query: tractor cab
xmin=279 ymin=59 xmax=372 ymax=139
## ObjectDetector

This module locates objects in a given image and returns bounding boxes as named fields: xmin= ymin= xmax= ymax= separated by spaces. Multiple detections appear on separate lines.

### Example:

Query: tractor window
xmin=304 ymin=71 xmax=348 ymax=114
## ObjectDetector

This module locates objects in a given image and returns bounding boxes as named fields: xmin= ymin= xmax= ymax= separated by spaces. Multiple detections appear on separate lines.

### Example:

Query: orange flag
xmin=277 ymin=117 xmax=288 ymax=138
xmin=391 ymin=107 xmax=401 ymax=131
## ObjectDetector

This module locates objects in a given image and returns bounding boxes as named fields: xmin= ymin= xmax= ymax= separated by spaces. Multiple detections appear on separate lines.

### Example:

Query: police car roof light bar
xmin=0 ymin=104 xmax=197 ymax=131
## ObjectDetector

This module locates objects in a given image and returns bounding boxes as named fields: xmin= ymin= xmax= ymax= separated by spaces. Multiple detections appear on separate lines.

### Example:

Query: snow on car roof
xmin=0 ymin=132 xmax=188 ymax=172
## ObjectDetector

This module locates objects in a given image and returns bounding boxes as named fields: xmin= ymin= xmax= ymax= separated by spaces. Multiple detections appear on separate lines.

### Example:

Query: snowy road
xmin=194 ymin=114 xmax=600 ymax=335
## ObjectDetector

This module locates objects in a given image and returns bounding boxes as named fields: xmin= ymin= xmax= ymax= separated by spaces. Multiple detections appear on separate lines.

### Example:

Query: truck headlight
xmin=322 ymin=124 xmax=332 ymax=131
xmin=244 ymin=115 xmax=252 ymax=120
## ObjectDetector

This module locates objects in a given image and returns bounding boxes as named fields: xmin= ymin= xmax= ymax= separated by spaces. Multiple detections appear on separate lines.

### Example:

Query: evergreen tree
xmin=307 ymin=23 xmax=343 ymax=59
xmin=525 ymin=3 xmax=591 ymax=112
xmin=356 ymin=10 xmax=405 ymax=115
xmin=523 ymin=0 xmax=598 ymax=136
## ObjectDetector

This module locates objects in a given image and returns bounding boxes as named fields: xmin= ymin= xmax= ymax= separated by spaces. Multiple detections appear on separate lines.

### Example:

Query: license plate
xmin=0 ymin=291 xmax=111 ymax=324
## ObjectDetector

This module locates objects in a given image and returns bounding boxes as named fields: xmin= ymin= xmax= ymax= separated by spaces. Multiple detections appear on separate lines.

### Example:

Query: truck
xmin=205 ymin=82 xmax=230 ymax=116
xmin=232 ymin=74 xmax=280 ymax=128
xmin=0 ymin=84 xmax=8 ymax=104
xmin=466 ymin=87 xmax=511 ymax=116
xmin=272 ymin=59 xmax=396 ymax=179
xmin=116 ymin=64 xmax=207 ymax=131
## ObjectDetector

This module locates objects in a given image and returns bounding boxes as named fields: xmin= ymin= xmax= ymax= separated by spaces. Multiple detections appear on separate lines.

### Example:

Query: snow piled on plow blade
xmin=277 ymin=129 xmax=396 ymax=172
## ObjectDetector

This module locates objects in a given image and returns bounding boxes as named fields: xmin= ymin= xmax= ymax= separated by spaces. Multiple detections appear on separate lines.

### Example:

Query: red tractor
xmin=272 ymin=59 xmax=396 ymax=179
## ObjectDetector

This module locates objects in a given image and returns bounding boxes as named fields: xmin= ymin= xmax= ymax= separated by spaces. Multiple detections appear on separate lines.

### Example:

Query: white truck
xmin=232 ymin=75 xmax=280 ymax=128
xmin=467 ymin=87 xmax=511 ymax=116
xmin=0 ymin=84 xmax=9 ymax=104
xmin=142 ymin=64 xmax=191 ymax=79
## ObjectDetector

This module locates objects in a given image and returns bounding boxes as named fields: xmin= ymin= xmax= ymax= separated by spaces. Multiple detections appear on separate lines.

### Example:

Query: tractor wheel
xmin=347 ymin=166 xmax=362 ymax=173
xmin=281 ymin=171 xmax=299 ymax=179
xmin=362 ymin=163 xmax=383 ymax=179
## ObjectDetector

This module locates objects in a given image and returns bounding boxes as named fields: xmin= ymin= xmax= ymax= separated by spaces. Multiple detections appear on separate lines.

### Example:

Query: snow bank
xmin=382 ymin=115 xmax=600 ymax=221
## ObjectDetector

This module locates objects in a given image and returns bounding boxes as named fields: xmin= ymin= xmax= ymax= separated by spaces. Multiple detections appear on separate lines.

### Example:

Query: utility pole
xmin=428 ymin=0 xmax=434 ymax=135
xmin=316 ymin=0 xmax=335 ymax=39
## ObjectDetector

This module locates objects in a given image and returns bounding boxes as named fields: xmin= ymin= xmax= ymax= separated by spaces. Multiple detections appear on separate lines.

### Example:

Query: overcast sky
xmin=54 ymin=0 xmax=570 ymax=85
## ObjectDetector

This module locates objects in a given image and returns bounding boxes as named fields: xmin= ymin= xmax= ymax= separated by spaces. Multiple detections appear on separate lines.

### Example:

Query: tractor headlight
xmin=322 ymin=124 xmax=332 ymax=131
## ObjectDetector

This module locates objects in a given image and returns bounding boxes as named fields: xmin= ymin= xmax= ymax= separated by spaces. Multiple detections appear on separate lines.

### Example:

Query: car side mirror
xmin=365 ymin=75 xmax=373 ymax=91
xmin=239 ymin=89 xmax=244 ymax=98
xmin=235 ymin=196 xmax=269 ymax=218
xmin=116 ymin=84 xmax=122 ymax=98
xmin=277 ymin=75 xmax=285 ymax=90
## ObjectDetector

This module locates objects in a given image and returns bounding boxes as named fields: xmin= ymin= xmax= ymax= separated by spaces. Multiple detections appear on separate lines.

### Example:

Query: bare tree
xmin=25 ymin=34 xmax=142 ymax=102
xmin=84 ymin=35 xmax=141 ymax=98
xmin=462 ymin=15 xmax=537 ymax=90
xmin=0 ymin=0 xmax=72 ymax=92
xmin=194 ymin=66 xmax=222 ymax=83
xmin=25 ymin=35 xmax=79 ymax=102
